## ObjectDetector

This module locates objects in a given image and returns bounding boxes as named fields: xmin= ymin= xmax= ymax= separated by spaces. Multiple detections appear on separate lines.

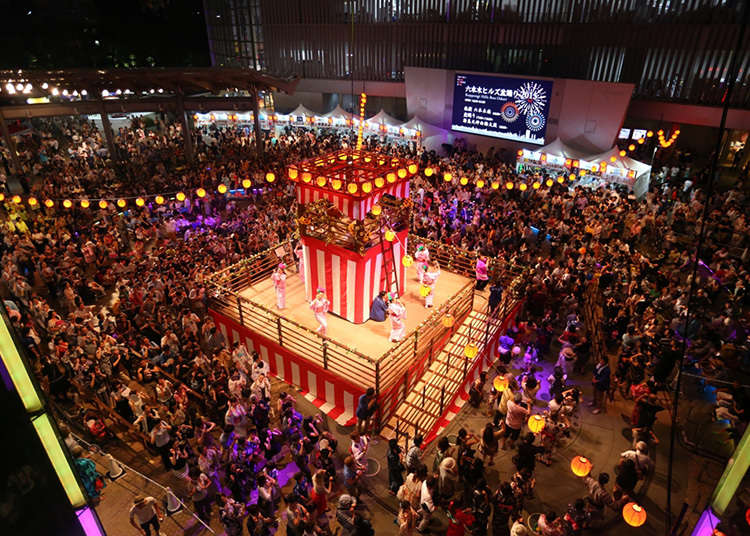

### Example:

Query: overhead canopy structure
xmin=586 ymin=147 xmax=651 ymax=176
xmin=366 ymin=109 xmax=401 ymax=130
xmin=400 ymin=116 xmax=453 ymax=153
xmin=323 ymin=105 xmax=352 ymax=121
xmin=538 ymin=138 xmax=590 ymax=160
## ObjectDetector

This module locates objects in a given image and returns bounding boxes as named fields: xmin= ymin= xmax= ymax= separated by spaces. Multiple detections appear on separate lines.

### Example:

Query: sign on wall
xmin=451 ymin=73 xmax=553 ymax=145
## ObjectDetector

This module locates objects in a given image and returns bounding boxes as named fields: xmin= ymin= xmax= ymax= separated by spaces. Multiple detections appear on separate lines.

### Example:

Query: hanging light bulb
xmin=117 ymin=198 xmax=126 ymax=208
xmin=176 ymin=192 xmax=186 ymax=202
xmin=44 ymin=199 xmax=54 ymax=208
xmin=98 ymin=200 xmax=108 ymax=209
xmin=242 ymin=179 xmax=252 ymax=188
xmin=196 ymin=188 xmax=206 ymax=198
xmin=217 ymin=184 xmax=228 ymax=194
xmin=80 ymin=199 xmax=90 ymax=208
xmin=63 ymin=199 xmax=73 ymax=208
xmin=135 ymin=197 xmax=145 ymax=207
xmin=155 ymin=195 xmax=165 ymax=205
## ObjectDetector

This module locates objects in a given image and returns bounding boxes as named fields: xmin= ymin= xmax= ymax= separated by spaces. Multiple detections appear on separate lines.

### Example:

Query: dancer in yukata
xmin=415 ymin=244 xmax=430 ymax=284
xmin=294 ymin=241 xmax=305 ymax=282
xmin=388 ymin=294 xmax=407 ymax=342
xmin=271 ymin=263 xmax=287 ymax=309
xmin=475 ymin=255 xmax=489 ymax=291
xmin=422 ymin=261 xmax=441 ymax=308
xmin=310 ymin=288 xmax=330 ymax=337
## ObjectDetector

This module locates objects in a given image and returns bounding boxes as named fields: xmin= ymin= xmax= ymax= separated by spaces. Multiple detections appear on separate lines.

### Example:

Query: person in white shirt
xmin=251 ymin=353 xmax=269 ymax=381
xmin=129 ymin=495 xmax=163 ymax=536
xmin=417 ymin=475 xmax=437 ymax=532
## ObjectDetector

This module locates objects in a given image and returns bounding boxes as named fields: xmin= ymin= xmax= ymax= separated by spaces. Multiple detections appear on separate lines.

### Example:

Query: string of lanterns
xmin=0 ymin=173 xmax=278 ymax=210
xmin=425 ymin=166 xmax=580 ymax=191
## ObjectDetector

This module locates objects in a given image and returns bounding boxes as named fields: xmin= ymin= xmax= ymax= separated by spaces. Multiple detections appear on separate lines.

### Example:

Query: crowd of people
xmin=1 ymin=114 xmax=748 ymax=535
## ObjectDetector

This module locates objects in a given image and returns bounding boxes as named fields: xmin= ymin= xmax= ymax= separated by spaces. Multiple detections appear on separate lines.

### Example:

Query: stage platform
xmin=238 ymin=269 xmax=473 ymax=361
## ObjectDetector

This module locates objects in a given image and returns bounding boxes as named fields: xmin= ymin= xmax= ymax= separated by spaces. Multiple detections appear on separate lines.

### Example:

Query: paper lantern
xmin=491 ymin=181 xmax=500 ymax=190
xmin=646 ymin=130 xmax=653 ymax=137
xmin=242 ymin=178 xmax=252 ymax=188
xmin=545 ymin=179 xmax=553 ymax=187
xmin=572 ymin=159 xmax=579 ymax=168
xmin=196 ymin=188 xmax=206 ymax=198
xmin=155 ymin=195 xmax=165 ymax=205
xmin=362 ymin=181 xmax=372 ymax=193
xmin=517 ymin=149 xmax=524 ymax=156
xmin=176 ymin=192 xmax=186 ymax=202
xmin=402 ymin=254 xmax=414 ymax=267
xmin=266 ymin=172 xmax=275 ymax=183
xmin=637 ymin=138 xmax=645 ymax=144
xmin=674 ymin=129 xmax=680 ymax=135
xmin=419 ymin=285 xmax=431 ymax=297
xmin=288 ymin=168 xmax=298 ymax=180
xmin=569 ymin=173 xmax=576 ymax=181
xmin=408 ymin=163 xmax=418 ymax=174
xmin=628 ymin=144 xmax=636 ymax=151
xmin=443 ymin=172 xmax=452 ymax=182
xmin=44 ymin=199 xmax=54 ymax=208
xmin=12 ymin=195 xmax=22 ymax=204
xmin=506 ymin=181 xmax=514 ymax=190
xmin=135 ymin=197 xmax=145 ymax=207
xmin=519 ymin=183 xmax=527 ymax=191
xmin=570 ymin=456 xmax=592 ymax=477
xmin=0 ymin=193 xmax=4 ymax=201
xmin=424 ymin=167 xmax=434 ymax=177
xmin=610 ymin=156 xmax=617 ymax=162
xmin=347 ymin=183 xmax=358 ymax=194
xmin=745 ymin=506 xmax=750 ymax=526
xmin=375 ymin=177 xmax=385 ymax=188
xmin=464 ymin=343 xmax=479 ymax=359
xmin=98 ymin=200 xmax=108 ymax=209
xmin=218 ymin=184 xmax=228 ymax=194
xmin=397 ymin=168 xmax=407 ymax=179
xmin=302 ymin=172 xmax=312 ymax=183
xmin=442 ymin=314 xmax=455 ymax=328
xmin=80 ymin=199 xmax=90 ymax=208
xmin=657 ymin=129 xmax=664 ymax=136
xmin=117 ymin=198 xmax=127 ymax=208
xmin=27 ymin=197 xmax=37 ymax=206
xmin=386 ymin=172 xmax=397 ymax=183
xmin=63 ymin=199 xmax=73 ymax=208
xmin=371 ymin=204 xmax=382 ymax=216
xmin=316 ymin=176 xmax=327 ymax=187
xmin=476 ymin=179 xmax=485 ymax=188
xmin=622 ymin=503 xmax=647 ymax=527
xmin=619 ymin=150 xmax=626 ymax=157
xmin=528 ymin=414 xmax=545 ymax=433
xmin=591 ymin=164 xmax=599 ymax=173
xmin=532 ymin=182 xmax=541 ymax=190
xmin=331 ymin=179 xmax=342 ymax=190
xmin=384 ymin=229 xmax=396 ymax=242
xmin=557 ymin=176 xmax=565 ymax=184
xmin=493 ymin=375 xmax=509 ymax=392
xmin=460 ymin=177 xmax=468 ymax=186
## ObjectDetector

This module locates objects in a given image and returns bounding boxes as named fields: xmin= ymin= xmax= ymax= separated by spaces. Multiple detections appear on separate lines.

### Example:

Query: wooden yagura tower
xmin=288 ymin=150 xmax=416 ymax=324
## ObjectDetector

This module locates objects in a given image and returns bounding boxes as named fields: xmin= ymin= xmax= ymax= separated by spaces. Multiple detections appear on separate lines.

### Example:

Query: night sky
xmin=0 ymin=0 xmax=210 ymax=69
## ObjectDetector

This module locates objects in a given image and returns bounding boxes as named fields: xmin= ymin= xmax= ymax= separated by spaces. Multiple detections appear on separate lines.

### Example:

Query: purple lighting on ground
xmin=690 ymin=507 xmax=721 ymax=536
xmin=76 ymin=506 xmax=105 ymax=536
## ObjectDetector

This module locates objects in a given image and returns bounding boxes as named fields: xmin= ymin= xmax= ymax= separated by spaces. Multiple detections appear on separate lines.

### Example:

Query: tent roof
xmin=323 ymin=105 xmax=352 ymax=119
xmin=289 ymin=104 xmax=317 ymax=117
xmin=400 ymin=115 xmax=447 ymax=139
xmin=536 ymin=138 xmax=589 ymax=160
xmin=366 ymin=109 xmax=401 ymax=126
xmin=587 ymin=147 xmax=651 ymax=174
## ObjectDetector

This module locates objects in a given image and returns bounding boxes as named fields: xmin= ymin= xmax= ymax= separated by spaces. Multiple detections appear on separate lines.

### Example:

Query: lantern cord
xmin=665 ymin=2 xmax=748 ymax=534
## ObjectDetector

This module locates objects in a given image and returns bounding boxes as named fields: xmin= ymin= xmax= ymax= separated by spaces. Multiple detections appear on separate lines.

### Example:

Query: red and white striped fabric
xmin=295 ymin=180 xmax=410 ymax=220
xmin=302 ymin=231 xmax=408 ymax=324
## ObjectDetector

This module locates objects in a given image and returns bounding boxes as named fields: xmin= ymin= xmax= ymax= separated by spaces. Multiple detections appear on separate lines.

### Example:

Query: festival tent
xmin=289 ymin=104 xmax=317 ymax=126
xmin=365 ymin=109 xmax=402 ymax=133
xmin=400 ymin=116 xmax=454 ymax=152
xmin=321 ymin=105 xmax=352 ymax=127
xmin=582 ymin=147 xmax=652 ymax=196
xmin=518 ymin=137 xmax=589 ymax=168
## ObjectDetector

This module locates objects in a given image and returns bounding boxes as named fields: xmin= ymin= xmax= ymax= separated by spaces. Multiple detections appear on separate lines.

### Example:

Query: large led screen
xmin=451 ymin=73 xmax=553 ymax=145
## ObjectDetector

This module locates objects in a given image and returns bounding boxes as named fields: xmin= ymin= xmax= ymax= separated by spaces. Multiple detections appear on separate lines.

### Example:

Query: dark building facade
xmin=203 ymin=0 xmax=750 ymax=108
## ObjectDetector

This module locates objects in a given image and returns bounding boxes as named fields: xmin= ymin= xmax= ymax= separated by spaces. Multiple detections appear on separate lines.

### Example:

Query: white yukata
xmin=310 ymin=296 xmax=330 ymax=336
xmin=415 ymin=248 xmax=430 ymax=284
xmin=389 ymin=301 xmax=407 ymax=342
xmin=422 ymin=268 xmax=440 ymax=308
xmin=271 ymin=270 xmax=286 ymax=309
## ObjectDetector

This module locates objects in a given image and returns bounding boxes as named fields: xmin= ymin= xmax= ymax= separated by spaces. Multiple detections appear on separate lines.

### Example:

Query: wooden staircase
xmin=381 ymin=297 xmax=514 ymax=445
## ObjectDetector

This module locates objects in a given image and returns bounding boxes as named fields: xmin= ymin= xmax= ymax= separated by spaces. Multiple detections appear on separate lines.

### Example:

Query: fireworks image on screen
xmin=513 ymin=82 xmax=548 ymax=117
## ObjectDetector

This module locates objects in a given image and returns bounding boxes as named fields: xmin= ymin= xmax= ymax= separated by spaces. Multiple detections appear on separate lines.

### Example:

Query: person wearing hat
xmin=414 ymin=244 xmax=430 ymax=284
xmin=310 ymin=288 xmax=330 ymax=337
xmin=388 ymin=293 xmax=407 ymax=342
xmin=129 ymin=495 xmax=164 ymax=536
xmin=271 ymin=263 xmax=287 ymax=309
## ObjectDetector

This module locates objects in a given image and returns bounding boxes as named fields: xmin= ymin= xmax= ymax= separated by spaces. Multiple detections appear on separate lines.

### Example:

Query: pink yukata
xmin=389 ymin=301 xmax=407 ymax=342
xmin=310 ymin=296 xmax=330 ymax=336
xmin=415 ymin=246 xmax=430 ymax=284
xmin=271 ymin=270 xmax=286 ymax=309
xmin=422 ymin=267 xmax=440 ymax=308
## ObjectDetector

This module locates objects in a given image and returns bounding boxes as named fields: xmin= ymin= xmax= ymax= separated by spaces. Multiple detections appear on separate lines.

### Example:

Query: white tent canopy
xmin=366 ymin=109 xmax=402 ymax=127
xmin=323 ymin=105 xmax=352 ymax=120
xmin=400 ymin=115 xmax=453 ymax=153
xmin=289 ymin=104 xmax=317 ymax=118
xmin=538 ymin=138 xmax=589 ymax=160
xmin=586 ymin=147 xmax=651 ymax=175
